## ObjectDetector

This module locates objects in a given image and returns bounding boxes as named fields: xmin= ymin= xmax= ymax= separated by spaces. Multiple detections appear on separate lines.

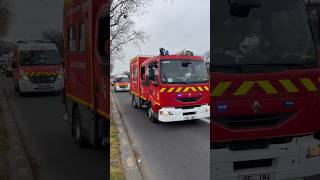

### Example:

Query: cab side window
xmin=141 ymin=66 xmax=145 ymax=80
xmin=79 ymin=23 xmax=86 ymax=52
xmin=68 ymin=26 xmax=77 ymax=52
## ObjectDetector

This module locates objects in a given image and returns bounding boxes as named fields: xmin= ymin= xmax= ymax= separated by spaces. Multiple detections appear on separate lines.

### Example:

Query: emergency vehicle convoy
xmin=12 ymin=40 xmax=64 ymax=96
xmin=130 ymin=49 xmax=210 ymax=123
xmin=212 ymin=0 xmax=320 ymax=179
xmin=63 ymin=0 xmax=109 ymax=147
xmin=113 ymin=74 xmax=130 ymax=92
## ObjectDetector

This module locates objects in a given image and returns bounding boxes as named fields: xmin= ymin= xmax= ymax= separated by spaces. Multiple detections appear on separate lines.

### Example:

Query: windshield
xmin=115 ymin=77 xmax=129 ymax=82
xmin=160 ymin=59 xmax=209 ymax=84
xmin=213 ymin=0 xmax=316 ymax=72
xmin=19 ymin=50 xmax=60 ymax=66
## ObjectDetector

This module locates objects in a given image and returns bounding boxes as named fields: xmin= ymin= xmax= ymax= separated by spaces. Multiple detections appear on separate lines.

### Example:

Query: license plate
xmin=184 ymin=116 xmax=196 ymax=120
xmin=238 ymin=173 xmax=275 ymax=180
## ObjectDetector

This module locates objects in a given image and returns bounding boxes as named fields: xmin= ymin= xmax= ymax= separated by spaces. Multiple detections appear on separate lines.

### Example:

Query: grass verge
xmin=110 ymin=116 xmax=125 ymax=180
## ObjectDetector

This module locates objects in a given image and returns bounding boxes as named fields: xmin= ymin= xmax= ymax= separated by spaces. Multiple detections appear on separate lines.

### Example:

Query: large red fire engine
xmin=130 ymin=49 xmax=210 ymax=123
xmin=63 ymin=0 xmax=109 ymax=147
xmin=212 ymin=0 xmax=320 ymax=179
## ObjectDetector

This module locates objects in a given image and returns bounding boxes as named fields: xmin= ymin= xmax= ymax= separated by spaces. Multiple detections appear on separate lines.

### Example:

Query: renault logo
xmin=252 ymin=101 xmax=261 ymax=113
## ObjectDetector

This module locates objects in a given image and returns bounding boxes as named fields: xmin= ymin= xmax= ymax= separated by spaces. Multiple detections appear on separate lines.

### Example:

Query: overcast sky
xmin=112 ymin=0 xmax=210 ymax=74
xmin=3 ymin=0 xmax=63 ymax=41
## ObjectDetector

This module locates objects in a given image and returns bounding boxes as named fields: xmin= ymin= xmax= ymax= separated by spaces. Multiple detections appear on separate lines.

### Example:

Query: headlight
xmin=205 ymin=105 xmax=210 ymax=112
xmin=20 ymin=73 xmax=29 ymax=81
xmin=159 ymin=111 xmax=173 ymax=116
xmin=57 ymin=74 xmax=63 ymax=80
xmin=306 ymin=145 xmax=320 ymax=158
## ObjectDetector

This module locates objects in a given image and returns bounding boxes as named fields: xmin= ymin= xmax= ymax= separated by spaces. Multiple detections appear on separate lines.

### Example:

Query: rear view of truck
xmin=211 ymin=0 xmax=320 ymax=179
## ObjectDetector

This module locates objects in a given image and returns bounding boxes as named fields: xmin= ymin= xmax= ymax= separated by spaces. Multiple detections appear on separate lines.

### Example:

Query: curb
xmin=0 ymin=89 xmax=35 ymax=180
xmin=111 ymin=94 xmax=143 ymax=180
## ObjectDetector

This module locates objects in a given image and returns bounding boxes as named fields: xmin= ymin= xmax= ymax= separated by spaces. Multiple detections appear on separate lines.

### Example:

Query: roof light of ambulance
xmin=306 ymin=145 xmax=320 ymax=158
xmin=215 ymin=104 xmax=227 ymax=112
xmin=283 ymin=101 xmax=294 ymax=108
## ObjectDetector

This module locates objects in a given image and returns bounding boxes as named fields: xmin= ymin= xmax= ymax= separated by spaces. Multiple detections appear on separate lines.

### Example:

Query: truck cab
xmin=211 ymin=0 xmax=320 ymax=179
xmin=130 ymin=49 xmax=210 ymax=123
xmin=12 ymin=41 xmax=64 ymax=96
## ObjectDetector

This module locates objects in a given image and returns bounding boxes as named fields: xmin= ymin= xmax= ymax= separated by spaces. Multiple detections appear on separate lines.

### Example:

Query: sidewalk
xmin=111 ymin=94 xmax=143 ymax=180
xmin=0 ymin=90 xmax=34 ymax=180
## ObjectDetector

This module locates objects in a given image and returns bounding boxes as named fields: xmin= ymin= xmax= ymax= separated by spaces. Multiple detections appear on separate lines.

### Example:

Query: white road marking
xmin=122 ymin=138 xmax=128 ymax=146
xmin=199 ymin=118 xmax=210 ymax=124
xmin=127 ymin=157 xmax=134 ymax=167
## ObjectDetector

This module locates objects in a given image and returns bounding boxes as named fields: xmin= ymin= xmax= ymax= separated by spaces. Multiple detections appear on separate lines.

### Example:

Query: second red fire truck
xmin=212 ymin=0 xmax=320 ymax=179
xmin=130 ymin=49 xmax=210 ymax=123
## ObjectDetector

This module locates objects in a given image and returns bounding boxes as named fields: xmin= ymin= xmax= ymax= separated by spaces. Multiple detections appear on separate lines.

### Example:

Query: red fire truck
xmin=130 ymin=49 xmax=210 ymax=123
xmin=212 ymin=0 xmax=320 ymax=179
xmin=63 ymin=0 xmax=109 ymax=147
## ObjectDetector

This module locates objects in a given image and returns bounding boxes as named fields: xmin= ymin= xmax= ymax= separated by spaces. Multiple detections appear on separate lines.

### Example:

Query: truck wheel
xmin=148 ymin=104 xmax=158 ymax=123
xmin=18 ymin=85 xmax=27 ymax=97
xmin=14 ymin=83 xmax=18 ymax=92
xmin=72 ymin=107 xmax=86 ymax=148
xmin=132 ymin=95 xmax=138 ymax=108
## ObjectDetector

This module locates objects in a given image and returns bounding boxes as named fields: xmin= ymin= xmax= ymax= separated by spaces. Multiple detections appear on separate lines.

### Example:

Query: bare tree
xmin=110 ymin=0 xmax=151 ymax=62
xmin=0 ymin=0 xmax=12 ymax=39
xmin=41 ymin=30 xmax=64 ymax=56
xmin=203 ymin=50 xmax=210 ymax=63
xmin=122 ymin=70 xmax=130 ymax=78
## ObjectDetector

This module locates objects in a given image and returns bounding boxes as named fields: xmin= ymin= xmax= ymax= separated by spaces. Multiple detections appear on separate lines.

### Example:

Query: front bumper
xmin=19 ymin=79 xmax=64 ymax=93
xmin=115 ymin=86 xmax=130 ymax=91
xmin=211 ymin=135 xmax=320 ymax=180
xmin=158 ymin=104 xmax=210 ymax=122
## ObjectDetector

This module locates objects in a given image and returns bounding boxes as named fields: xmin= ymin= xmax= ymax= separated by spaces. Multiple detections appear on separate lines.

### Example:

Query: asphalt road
xmin=0 ymin=76 xmax=108 ymax=180
xmin=112 ymin=89 xmax=210 ymax=180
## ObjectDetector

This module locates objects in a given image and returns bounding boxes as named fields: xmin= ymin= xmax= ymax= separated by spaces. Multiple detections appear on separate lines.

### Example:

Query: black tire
xmin=72 ymin=107 xmax=86 ymax=147
xmin=17 ymin=85 xmax=27 ymax=97
xmin=132 ymin=95 xmax=138 ymax=108
xmin=14 ymin=83 xmax=18 ymax=92
xmin=147 ymin=104 xmax=158 ymax=123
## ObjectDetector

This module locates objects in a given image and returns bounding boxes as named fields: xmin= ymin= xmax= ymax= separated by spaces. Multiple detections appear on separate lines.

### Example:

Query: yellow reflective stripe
xmin=204 ymin=86 xmax=209 ymax=91
xmin=233 ymin=81 xmax=255 ymax=96
xmin=190 ymin=87 xmax=197 ymax=92
xmin=279 ymin=80 xmax=299 ymax=93
xmin=197 ymin=86 xmax=204 ymax=91
xmin=183 ymin=87 xmax=190 ymax=92
xmin=160 ymin=88 xmax=167 ymax=92
xmin=175 ymin=87 xmax=183 ymax=92
xmin=300 ymin=78 xmax=317 ymax=91
xmin=257 ymin=80 xmax=278 ymax=94
xmin=167 ymin=87 xmax=175 ymax=92
xmin=212 ymin=82 xmax=232 ymax=97
xmin=97 ymin=109 xmax=110 ymax=119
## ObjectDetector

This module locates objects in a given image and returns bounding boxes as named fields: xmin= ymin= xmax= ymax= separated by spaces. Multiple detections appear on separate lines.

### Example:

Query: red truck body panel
xmin=64 ymin=0 xmax=109 ymax=118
